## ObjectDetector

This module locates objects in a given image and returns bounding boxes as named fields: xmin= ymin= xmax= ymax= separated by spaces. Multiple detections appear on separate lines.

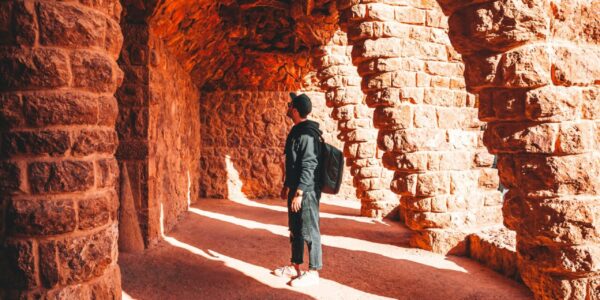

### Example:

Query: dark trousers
xmin=287 ymin=190 xmax=322 ymax=270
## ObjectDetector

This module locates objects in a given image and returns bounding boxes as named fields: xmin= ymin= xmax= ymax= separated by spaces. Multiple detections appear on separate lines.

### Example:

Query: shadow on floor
xmin=119 ymin=198 xmax=532 ymax=300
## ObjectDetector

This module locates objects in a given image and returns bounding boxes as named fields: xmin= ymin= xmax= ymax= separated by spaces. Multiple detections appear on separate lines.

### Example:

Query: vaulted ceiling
xmin=121 ymin=0 xmax=339 ymax=90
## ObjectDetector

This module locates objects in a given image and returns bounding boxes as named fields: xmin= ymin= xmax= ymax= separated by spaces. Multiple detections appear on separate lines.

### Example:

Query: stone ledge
xmin=468 ymin=226 xmax=521 ymax=281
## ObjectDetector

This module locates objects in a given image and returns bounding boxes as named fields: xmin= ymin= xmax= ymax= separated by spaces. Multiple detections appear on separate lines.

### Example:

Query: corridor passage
xmin=119 ymin=197 xmax=532 ymax=299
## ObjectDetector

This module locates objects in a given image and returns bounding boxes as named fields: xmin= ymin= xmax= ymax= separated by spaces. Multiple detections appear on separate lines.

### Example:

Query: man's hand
xmin=280 ymin=186 xmax=289 ymax=200
xmin=291 ymin=193 xmax=302 ymax=212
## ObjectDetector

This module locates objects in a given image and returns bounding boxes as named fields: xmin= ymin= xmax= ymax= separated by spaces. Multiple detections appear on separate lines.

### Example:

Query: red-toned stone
xmin=13 ymin=0 xmax=37 ymax=46
xmin=23 ymin=92 xmax=99 ymax=127
xmin=79 ymin=194 xmax=117 ymax=230
xmin=0 ymin=2 xmax=12 ymax=45
xmin=72 ymin=130 xmax=118 ymax=156
xmin=2 ymin=239 xmax=37 ymax=289
xmin=28 ymin=161 xmax=95 ymax=194
xmin=0 ymin=93 xmax=24 ymax=129
xmin=7 ymin=198 xmax=76 ymax=235
xmin=2 ymin=130 xmax=71 ymax=157
xmin=0 ymin=161 xmax=21 ymax=193
xmin=97 ymin=158 xmax=119 ymax=189
xmin=71 ymin=50 xmax=122 ymax=93
xmin=44 ymin=225 xmax=117 ymax=285
xmin=0 ymin=48 xmax=70 ymax=91
xmin=37 ymin=1 xmax=106 ymax=49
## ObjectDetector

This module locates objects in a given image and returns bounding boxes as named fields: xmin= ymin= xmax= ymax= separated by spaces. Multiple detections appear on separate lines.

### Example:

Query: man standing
xmin=273 ymin=93 xmax=322 ymax=287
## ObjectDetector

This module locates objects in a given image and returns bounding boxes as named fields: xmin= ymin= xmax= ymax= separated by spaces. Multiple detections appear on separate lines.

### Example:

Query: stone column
xmin=0 ymin=1 xmax=123 ymax=298
xmin=436 ymin=0 xmax=600 ymax=297
xmin=338 ymin=0 xmax=502 ymax=254
xmin=313 ymin=30 xmax=398 ymax=218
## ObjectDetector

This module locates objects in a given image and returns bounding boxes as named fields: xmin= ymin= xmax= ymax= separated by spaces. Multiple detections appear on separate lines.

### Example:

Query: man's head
xmin=287 ymin=93 xmax=312 ymax=122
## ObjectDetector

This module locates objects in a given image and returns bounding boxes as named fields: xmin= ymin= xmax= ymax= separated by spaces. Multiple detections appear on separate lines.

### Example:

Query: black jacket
xmin=284 ymin=120 xmax=322 ymax=192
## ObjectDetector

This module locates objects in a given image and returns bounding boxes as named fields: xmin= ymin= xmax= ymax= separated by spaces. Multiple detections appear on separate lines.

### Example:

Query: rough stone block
xmin=37 ymin=1 xmax=106 ymax=48
xmin=473 ymin=151 xmax=495 ymax=168
xmin=23 ymin=92 xmax=99 ymax=127
xmin=28 ymin=160 xmax=95 ymax=194
xmin=79 ymin=194 xmax=116 ymax=230
xmin=525 ymin=86 xmax=582 ymax=122
xmin=2 ymin=239 xmax=37 ymax=289
xmin=0 ymin=48 xmax=70 ymax=91
xmin=448 ymin=0 xmax=547 ymax=53
xmin=394 ymin=6 xmax=425 ymax=24
xmin=438 ymin=151 xmax=472 ymax=171
xmin=97 ymin=158 xmax=119 ymax=189
xmin=89 ymin=265 xmax=121 ymax=299
xmin=556 ymin=121 xmax=596 ymax=154
xmin=0 ymin=93 xmax=24 ymax=128
xmin=416 ymin=172 xmax=450 ymax=196
xmin=497 ymin=153 xmax=600 ymax=195
xmin=483 ymin=122 xmax=557 ymax=154
xmin=448 ymin=129 xmax=478 ymax=150
xmin=499 ymin=46 xmax=552 ymax=88
xmin=582 ymin=88 xmax=600 ymax=120
xmin=72 ymin=130 xmax=118 ymax=156
xmin=449 ymin=170 xmax=479 ymax=194
xmin=413 ymin=105 xmax=437 ymax=128
xmin=468 ymin=228 xmax=519 ymax=280
xmin=410 ymin=228 xmax=469 ymax=255
xmin=373 ymin=105 xmax=413 ymax=129
xmin=552 ymin=46 xmax=600 ymax=87
xmin=13 ymin=0 xmax=37 ymax=45
xmin=519 ymin=241 xmax=600 ymax=274
xmin=462 ymin=52 xmax=502 ymax=90
xmin=2 ymin=130 xmax=71 ymax=157
xmin=505 ymin=195 xmax=600 ymax=245
xmin=71 ymin=50 xmax=122 ymax=93
xmin=104 ymin=18 xmax=123 ymax=59
xmin=43 ymin=224 xmax=117 ymax=285
xmin=366 ymin=3 xmax=395 ymax=22
xmin=379 ymin=128 xmax=448 ymax=152
xmin=0 ymin=161 xmax=21 ymax=193
xmin=7 ymin=198 xmax=76 ymax=235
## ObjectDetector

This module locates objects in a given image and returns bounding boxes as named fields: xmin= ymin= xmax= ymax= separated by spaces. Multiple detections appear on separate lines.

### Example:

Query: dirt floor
xmin=119 ymin=197 xmax=533 ymax=300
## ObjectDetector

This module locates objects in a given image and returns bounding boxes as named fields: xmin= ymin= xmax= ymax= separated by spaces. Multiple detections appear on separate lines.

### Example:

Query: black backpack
xmin=304 ymin=128 xmax=345 ymax=194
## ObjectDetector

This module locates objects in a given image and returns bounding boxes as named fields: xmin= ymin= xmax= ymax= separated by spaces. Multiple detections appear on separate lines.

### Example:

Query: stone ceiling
xmin=131 ymin=0 xmax=339 ymax=91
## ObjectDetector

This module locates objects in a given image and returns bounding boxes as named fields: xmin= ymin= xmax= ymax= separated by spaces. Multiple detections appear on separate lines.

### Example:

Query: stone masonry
xmin=0 ymin=0 xmax=123 ymax=298
xmin=313 ymin=29 xmax=398 ymax=218
xmin=436 ymin=0 xmax=600 ymax=298
xmin=117 ymin=3 xmax=202 ymax=249
xmin=337 ymin=0 xmax=503 ymax=254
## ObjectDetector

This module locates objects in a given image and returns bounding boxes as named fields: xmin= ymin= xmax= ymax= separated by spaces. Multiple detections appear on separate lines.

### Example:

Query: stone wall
xmin=0 ymin=0 xmax=123 ymax=298
xmin=116 ymin=13 xmax=201 ymax=248
xmin=147 ymin=34 xmax=201 ymax=237
xmin=116 ymin=20 xmax=152 ymax=248
xmin=436 ymin=0 xmax=600 ymax=297
xmin=199 ymin=90 xmax=356 ymax=201
xmin=337 ymin=0 xmax=503 ymax=254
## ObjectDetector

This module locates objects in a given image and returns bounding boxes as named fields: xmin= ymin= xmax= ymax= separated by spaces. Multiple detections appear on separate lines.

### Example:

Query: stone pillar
xmin=313 ymin=30 xmax=398 ymax=218
xmin=0 ymin=1 xmax=123 ymax=298
xmin=436 ymin=0 xmax=600 ymax=297
xmin=338 ymin=0 xmax=503 ymax=254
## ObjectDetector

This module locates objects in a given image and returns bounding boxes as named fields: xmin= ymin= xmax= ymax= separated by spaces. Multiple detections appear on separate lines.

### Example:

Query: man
xmin=273 ymin=92 xmax=322 ymax=287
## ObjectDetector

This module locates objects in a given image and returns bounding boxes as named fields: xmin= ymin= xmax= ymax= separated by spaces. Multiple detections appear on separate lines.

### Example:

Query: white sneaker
xmin=290 ymin=271 xmax=319 ymax=287
xmin=273 ymin=265 xmax=299 ymax=278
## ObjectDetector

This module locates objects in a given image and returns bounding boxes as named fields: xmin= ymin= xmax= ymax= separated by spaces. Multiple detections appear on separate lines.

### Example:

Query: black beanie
xmin=289 ymin=92 xmax=312 ymax=117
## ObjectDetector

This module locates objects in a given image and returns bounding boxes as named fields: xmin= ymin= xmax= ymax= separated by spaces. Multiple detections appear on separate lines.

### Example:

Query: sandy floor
xmin=119 ymin=198 xmax=533 ymax=300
